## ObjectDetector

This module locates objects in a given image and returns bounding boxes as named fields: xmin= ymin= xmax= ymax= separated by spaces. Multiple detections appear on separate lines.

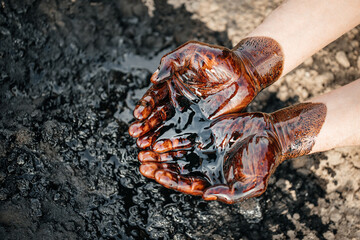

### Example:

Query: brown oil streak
xmin=272 ymin=102 xmax=327 ymax=161
xmin=135 ymin=102 xmax=327 ymax=204
xmin=148 ymin=37 xmax=283 ymax=119
xmin=129 ymin=38 xmax=330 ymax=204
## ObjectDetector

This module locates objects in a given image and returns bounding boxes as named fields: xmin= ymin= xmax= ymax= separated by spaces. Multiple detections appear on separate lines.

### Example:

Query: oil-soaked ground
xmin=0 ymin=0 xmax=332 ymax=239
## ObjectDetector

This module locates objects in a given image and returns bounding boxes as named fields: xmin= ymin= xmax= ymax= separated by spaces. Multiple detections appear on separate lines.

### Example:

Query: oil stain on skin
xmin=135 ymin=98 xmax=327 ymax=204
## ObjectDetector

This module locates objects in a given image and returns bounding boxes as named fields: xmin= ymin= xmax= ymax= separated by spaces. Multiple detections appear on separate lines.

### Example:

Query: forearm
xmin=272 ymin=79 xmax=360 ymax=159
xmin=310 ymin=78 xmax=360 ymax=153
xmin=247 ymin=0 xmax=360 ymax=76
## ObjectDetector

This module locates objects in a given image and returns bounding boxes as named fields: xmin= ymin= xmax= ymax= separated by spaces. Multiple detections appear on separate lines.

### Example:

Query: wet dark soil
xmin=0 ymin=0 xmax=332 ymax=239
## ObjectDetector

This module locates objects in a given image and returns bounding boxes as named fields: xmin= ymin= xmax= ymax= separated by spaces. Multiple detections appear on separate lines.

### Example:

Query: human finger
xmin=150 ymin=45 xmax=188 ymax=85
xmin=166 ymin=77 xmax=183 ymax=110
xmin=136 ymin=131 xmax=160 ymax=149
xmin=139 ymin=162 xmax=178 ymax=179
xmin=202 ymin=185 xmax=235 ymax=204
xmin=128 ymin=102 xmax=174 ymax=138
xmin=152 ymin=135 xmax=193 ymax=153
xmin=133 ymin=82 xmax=168 ymax=120
xmin=138 ymin=150 xmax=187 ymax=163
xmin=150 ymin=60 xmax=172 ymax=84
xmin=155 ymin=169 xmax=209 ymax=196
xmin=202 ymin=181 xmax=266 ymax=204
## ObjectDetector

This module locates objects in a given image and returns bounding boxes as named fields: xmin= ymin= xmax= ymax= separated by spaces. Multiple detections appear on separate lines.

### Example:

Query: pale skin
xmin=247 ymin=0 xmax=360 ymax=152
xmin=249 ymin=0 xmax=360 ymax=77
xmin=310 ymin=78 xmax=360 ymax=153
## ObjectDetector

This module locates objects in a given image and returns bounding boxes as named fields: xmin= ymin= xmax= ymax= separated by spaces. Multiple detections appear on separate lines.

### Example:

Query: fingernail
xmin=203 ymin=194 xmax=217 ymax=201
xmin=150 ymin=69 xmax=159 ymax=83
xmin=155 ymin=171 xmax=177 ymax=188
xmin=128 ymin=123 xmax=142 ymax=138
xmin=137 ymin=137 xmax=152 ymax=149
xmin=138 ymin=151 xmax=158 ymax=162
xmin=139 ymin=164 xmax=157 ymax=179
xmin=134 ymin=105 xmax=146 ymax=120
xmin=153 ymin=140 xmax=172 ymax=153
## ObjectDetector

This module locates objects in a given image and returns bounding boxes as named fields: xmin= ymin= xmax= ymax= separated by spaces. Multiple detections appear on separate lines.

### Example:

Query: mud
xmin=0 ymin=0 xmax=359 ymax=239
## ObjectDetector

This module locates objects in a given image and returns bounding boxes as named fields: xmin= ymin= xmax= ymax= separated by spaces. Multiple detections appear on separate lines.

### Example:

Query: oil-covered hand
xmin=137 ymin=103 xmax=326 ymax=204
xmin=129 ymin=37 xmax=284 ymax=139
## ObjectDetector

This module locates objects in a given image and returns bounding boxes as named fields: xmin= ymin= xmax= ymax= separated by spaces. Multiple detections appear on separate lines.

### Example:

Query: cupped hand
xmin=135 ymin=102 xmax=326 ymax=204
xmin=129 ymin=37 xmax=284 ymax=140
xmin=137 ymin=110 xmax=283 ymax=204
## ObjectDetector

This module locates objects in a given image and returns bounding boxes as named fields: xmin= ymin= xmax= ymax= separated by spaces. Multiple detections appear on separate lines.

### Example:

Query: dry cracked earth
xmin=0 ymin=0 xmax=360 ymax=239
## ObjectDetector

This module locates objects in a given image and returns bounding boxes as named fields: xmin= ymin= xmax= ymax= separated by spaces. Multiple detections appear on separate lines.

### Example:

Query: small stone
xmin=351 ymin=157 xmax=360 ymax=168
xmin=296 ymin=168 xmax=311 ymax=176
xmin=267 ymin=84 xmax=278 ymax=93
xmin=355 ymin=230 xmax=360 ymax=239
xmin=314 ymin=72 xmax=334 ymax=85
xmin=350 ymin=40 xmax=359 ymax=49
xmin=287 ymin=230 xmax=296 ymax=239
xmin=0 ymin=171 xmax=6 ymax=183
xmin=292 ymin=159 xmax=306 ymax=168
xmin=292 ymin=156 xmax=310 ymax=168
xmin=0 ymin=190 xmax=7 ymax=200
xmin=335 ymin=51 xmax=350 ymax=68
xmin=275 ymin=178 xmax=287 ymax=188
xmin=323 ymin=231 xmax=335 ymax=240
xmin=326 ymin=151 xmax=344 ymax=166
xmin=303 ymin=56 xmax=313 ymax=66
xmin=330 ymin=212 xmax=342 ymax=223
xmin=357 ymin=56 xmax=360 ymax=70
xmin=17 ymin=157 xmax=25 ymax=165
xmin=236 ymin=198 xmax=262 ymax=223
xmin=15 ymin=129 xmax=33 ymax=145
xmin=31 ymin=198 xmax=42 ymax=217
xmin=299 ymin=87 xmax=309 ymax=99
xmin=276 ymin=85 xmax=289 ymax=101
xmin=293 ymin=213 xmax=300 ymax=220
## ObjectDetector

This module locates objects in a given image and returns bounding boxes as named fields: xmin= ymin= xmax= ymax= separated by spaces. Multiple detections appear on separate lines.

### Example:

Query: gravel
xmin=335 ymin=51 xmax=351 ymax=68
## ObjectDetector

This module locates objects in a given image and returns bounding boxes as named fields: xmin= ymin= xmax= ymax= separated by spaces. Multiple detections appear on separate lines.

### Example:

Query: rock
xmin=303 ymin=56 xmax=313 ymax=66
xmin=15 ymin=129 xmax=33 ymax=145
xmin=299 ymin=87 xmax=309 ymax=99
xmin=355 ymin=230 xmax=360 ymax=239
xmin=350 ymin=40 xmax=359 ymax=49
xmin=335 ymin=51 xmax=350 ymax=68
xmin=292 ymin=157 xmax=308 ymax=168
xmin=267 ymin=84 xmax=278 ymax=93
xmin=323 ymin=231 xmax=335 ymax=240
xmin=330 ymin=212 xmax=342 ymax=223
xmin=276 ymin=85 xmax=289 ymax=101
xmin=326 ymin=151 xmax=344 ymax=166
xmin=314 ymin=72 xmax=334 ymax=85
xmin=275 ymin=178 xmax=287 ymax=188
xmin=357 ymin=56 xmax=360 ymax=70
xmin=287 ymin=230 xmax=296 ymax=239
xmin=296 ymin=168 xmax=311 ymax=176
xmin=0 ymin=172 xmax=6 ymax=183
xmin=351 ymin=157 xmax=360 ymax=168
xmin=0 ymin=26 xmax=10 ymax=36
xmin=236 ymin=198 xmax=262 ymax=223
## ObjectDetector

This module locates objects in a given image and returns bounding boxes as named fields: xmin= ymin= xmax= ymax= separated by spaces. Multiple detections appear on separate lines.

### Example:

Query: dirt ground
xmin=0 ymin=0 xmax=359 ymax=239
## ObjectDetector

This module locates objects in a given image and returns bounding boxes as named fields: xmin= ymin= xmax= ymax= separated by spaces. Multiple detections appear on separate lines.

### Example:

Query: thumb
xmin=151 ymin=62 xmax=172 ymax=84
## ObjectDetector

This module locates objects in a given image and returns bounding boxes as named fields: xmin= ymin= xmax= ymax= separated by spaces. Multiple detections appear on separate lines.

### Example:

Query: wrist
xmin=270 ymin=102 xmax=327 ymax=160
xmin=233 ymin=37 xmax=284 ymax=90
xmin=310 ymin=79 xmax=360 ymax=153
